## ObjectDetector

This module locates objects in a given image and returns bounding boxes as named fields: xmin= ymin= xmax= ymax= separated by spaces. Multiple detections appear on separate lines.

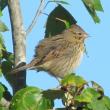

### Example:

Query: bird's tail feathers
xmin=10 ymin=63 xmax=32 ymax=74
xmin=10 ymin=58 xmax=41 ymax=74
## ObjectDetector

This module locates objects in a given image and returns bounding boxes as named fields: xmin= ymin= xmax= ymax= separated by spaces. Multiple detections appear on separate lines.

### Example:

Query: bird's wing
xmin=34 ymin=35 xmax=65 ymax=58
xmin=35 ymin=36 xmax=74 ymax=63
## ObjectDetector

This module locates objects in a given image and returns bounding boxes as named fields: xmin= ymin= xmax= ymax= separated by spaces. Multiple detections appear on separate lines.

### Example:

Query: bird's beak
xmin=84 ymin=33 xmax=88 ymax=39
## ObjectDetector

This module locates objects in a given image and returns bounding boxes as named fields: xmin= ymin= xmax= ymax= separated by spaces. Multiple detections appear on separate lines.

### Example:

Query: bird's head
xmin=63 ymin=24 xmax=88 ymax=42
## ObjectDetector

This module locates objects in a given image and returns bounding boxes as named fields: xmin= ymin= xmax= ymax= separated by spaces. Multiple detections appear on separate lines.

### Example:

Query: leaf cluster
xmin=0 ymin=74 xmax=110 ymax=110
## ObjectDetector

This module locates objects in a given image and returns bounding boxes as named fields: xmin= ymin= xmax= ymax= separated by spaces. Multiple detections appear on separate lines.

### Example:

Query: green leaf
xmin=0 ymin=20 xmax=8 ymax=32
xmin=0 ymin=84 xmax=5 ymax=100
xmin=65 ymin=21 xmax=71 ymax=29
xmin=52 ymin=0 xmax=69 ymax=5
xmin=87 ymin=100 xmax=108 ymax=110
xmin=61 ymin=74 xmax=87 ymax=88
xmin=0 ymin=43 xmax=5 ymax=51
xmin=0 ymin=10 xmax=3 ymax=16
xmin=3 ymin=51 xmax=14 ymax=64
xmin=0 ymin=68 xmax=2 ymax=76
xmin=88 ymin=8 xmax=100 ymax=23
xmin=75 ymin=88 xmax=100 ymax=103
xmin=87 ymin=96 xmax=110 ymax=110
xmin=102 ymin=96 xmax=110 ymax=109
xmin=82 ymin=0 xmax=103 ymax=23
xmin=0 ymin=107 xmax=8 ymax=110
xmin=45 ymin=5 xmax=76 ymax=38
xmin=91 ymin=81 xmax=104 ymax=98
xmin=0 ymin=83 xmax=12 ymax=101
xmin=10 ymin=87 xmax=54 ymax=110
xmin=82 ymin=108 xmax=89 ymax=110
xmin=82 ymin=0 xmax=94 ymax=11
xmin=0 ymin=33 xmax=5 ymax=49
xmin=82 ymin=0 xmax=103 ymax=12
xmin=93 ymin=0 xmax=103 ymax=11
xmin=0 ymin=0 xmax=8 ymax=11
xmin=0 ymin=33 xmax=5 ymax=60
xmin=1 ymin=61 xmax=12 ymax=73
xmin=0 ymin=52 xmax=3 ymax=59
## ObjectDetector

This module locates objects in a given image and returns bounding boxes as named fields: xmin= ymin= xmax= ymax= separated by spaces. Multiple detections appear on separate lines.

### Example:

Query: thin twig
xmin=26 ymin=0 xmax=45 ymax=36
xmin=43 ymin=1 xmax=51 ymax=10
xmin=43 ymin=0 xmax=59 ymax=10
xmin=41 ymin=12 xmax=49 ymax=16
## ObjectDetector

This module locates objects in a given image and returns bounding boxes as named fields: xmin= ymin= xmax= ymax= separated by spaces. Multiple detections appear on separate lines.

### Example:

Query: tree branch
xmin=7 ymin=0 xmax=26 ymax=94
xmin=26 ymin=0 xmax=45 ymax=36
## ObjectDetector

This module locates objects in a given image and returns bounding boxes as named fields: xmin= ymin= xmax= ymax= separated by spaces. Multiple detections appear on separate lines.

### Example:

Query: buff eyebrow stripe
xmin=52 ymin=37 xmax=63 ymax=41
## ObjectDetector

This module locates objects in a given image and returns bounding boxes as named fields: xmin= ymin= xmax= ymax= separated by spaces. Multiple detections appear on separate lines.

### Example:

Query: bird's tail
xmin=10 ymin=63 xmax=32 ymax=74
xmin=10 ymin=58 xmax=40 ymax=74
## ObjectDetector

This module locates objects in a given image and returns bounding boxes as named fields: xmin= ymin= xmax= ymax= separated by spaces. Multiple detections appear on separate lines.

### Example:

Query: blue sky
xmin=0 ymin=0 xmax=110 ymax=100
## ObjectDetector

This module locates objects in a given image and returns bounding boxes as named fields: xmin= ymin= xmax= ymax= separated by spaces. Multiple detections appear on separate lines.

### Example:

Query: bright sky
xmin=0 ymin=0 xmax=110 ymax=101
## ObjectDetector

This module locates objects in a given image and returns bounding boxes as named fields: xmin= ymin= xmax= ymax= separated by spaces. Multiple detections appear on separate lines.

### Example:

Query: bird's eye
xmin=78 ymin=33 xmax=82 ymax=35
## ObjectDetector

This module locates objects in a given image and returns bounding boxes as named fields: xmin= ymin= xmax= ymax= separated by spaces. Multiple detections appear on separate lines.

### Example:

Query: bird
xmin=11 ymin=24 xmax=87 ymax=78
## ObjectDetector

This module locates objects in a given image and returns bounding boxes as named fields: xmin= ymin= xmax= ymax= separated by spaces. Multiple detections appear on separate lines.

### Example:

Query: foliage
xmin=0 ymin=83 xmax=5 ymax=100
xmin=0 ymin=0 xmax=8 ymax=11
xmin=82 ymin=0 xmax=103 ymax=23
xmin=0 ymin=0 xmax=109 ymax=110
xmin=10 ymin=87 xmax=53 ymax=110
xmin=0 ymin=5 xmax=13 ymax=76
xmin=4 ymin=74 xmax=110 ymax=110
xmin=0 ymin=21 xmax=8 ymax=32
xmin=45 ymin=5 xmax=76 ymax=38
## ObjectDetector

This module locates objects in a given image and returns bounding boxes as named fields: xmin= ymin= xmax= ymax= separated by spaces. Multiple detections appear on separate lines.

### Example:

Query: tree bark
xmin=7 ymin=0 xmax=26 ymax=94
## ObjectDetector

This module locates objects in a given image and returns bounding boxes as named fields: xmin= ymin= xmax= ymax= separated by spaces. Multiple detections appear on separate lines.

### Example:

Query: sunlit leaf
xmin=0 ymin=34 xmax=5 ymax=60
xmin=0 ymin=44 xmax=5 ymax=51
xmin=0 ymin=10 xmax=2 ymax=16
xmin=91 ymin=81 xmax=104 ymax=98
xmin=0 ymin=33 xmax=5 ymax=47
xmin=75 ymin=88 xmax=100 ymax=103
xmin=82 ymin=0 xmax=103 ymax=12
xmin=61 ymin=74 xmax=87 ymax=88
xmin=0 ymin=83 xmax=5 ymax=100
xmin=87 ymin=7 xmax=100 ymax=23
xmin=82 ymin=0 xmax=94 ymax=12
xmin=10 ymin=87 xmax=53 ymax=110
xmin=55 ymin=18 xmax=71 ymax=29
xmin=82 ymin=0 xmax=103 ymax=23
xmin=102 ymin=96 xmax=110 ymax=109
xmin=0 ymin=68 xmax=2 ymax=76
xmin=0 ymin=20 xmax=8 ymax=32
xmin=93 ymin=0 xmax=103 ymax=11
xmin=52 ymin=0 xmax=69 ymax=5
xmin=65 ymin=21 xmax=71 ymax=29
xmin=0 ymin=107 xmax=8 ymax=110
xmin=87 ymin=100 xmax=108 ymax=110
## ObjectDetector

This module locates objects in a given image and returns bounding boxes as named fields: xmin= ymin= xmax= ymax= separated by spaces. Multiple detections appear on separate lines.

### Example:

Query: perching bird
xmin=11 ymin=24 xmax=87 ymax=78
